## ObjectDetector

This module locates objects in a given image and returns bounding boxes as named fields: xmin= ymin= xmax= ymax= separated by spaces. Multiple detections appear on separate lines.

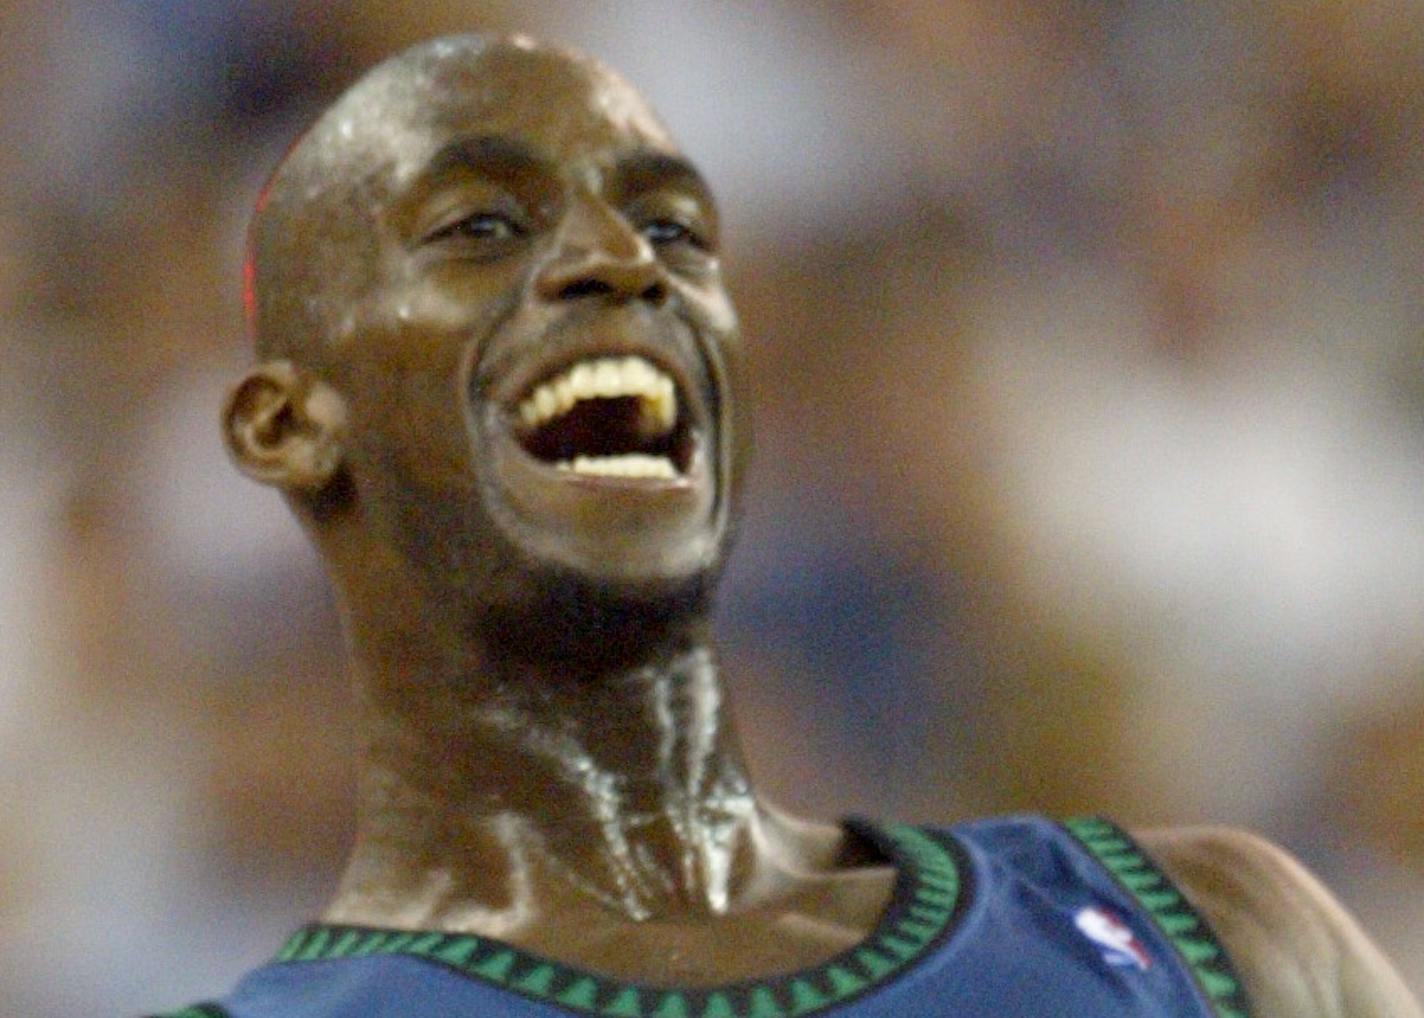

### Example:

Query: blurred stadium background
xmin=2 ymin=1 xmax=1422 ymax=1012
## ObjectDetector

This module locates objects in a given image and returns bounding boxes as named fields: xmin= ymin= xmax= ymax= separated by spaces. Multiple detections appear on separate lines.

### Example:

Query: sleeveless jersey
xmin=148 ymin=816 xmax=1250 ymax=1018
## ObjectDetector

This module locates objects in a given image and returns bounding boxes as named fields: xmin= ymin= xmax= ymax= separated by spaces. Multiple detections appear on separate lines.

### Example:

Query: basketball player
xmin=150 ymin=36 xmax=1421 ymax=1018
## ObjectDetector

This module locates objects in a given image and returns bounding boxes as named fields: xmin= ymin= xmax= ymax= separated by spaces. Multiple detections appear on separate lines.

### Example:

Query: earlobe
xmin=222 ymin=360 xmax=347 ymax=493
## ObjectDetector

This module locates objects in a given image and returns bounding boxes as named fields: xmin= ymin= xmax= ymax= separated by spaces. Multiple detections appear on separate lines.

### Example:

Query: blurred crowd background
xmin=3 ymin=1 xmax=1423 ymax=1013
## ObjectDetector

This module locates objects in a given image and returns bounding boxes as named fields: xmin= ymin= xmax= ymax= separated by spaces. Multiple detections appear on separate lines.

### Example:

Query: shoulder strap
xmin=1064 ymin=817 xmax=1252 ymax=1018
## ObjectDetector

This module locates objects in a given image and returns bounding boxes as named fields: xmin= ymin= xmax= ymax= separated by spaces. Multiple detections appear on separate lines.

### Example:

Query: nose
xmin=534 ymin=195 xmax=667 ymax=305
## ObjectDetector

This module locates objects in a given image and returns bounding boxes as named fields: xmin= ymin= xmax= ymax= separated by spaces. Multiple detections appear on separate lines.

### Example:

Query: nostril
xmin=557 ymin=279 xmax=617 ymax=300
xmin=554 ymin=278 xmax=668 ymax=304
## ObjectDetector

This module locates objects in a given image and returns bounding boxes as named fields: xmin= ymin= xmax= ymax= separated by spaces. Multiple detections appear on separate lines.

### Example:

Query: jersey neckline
xmin=270 ymin=820 xmax=970 ymax=1018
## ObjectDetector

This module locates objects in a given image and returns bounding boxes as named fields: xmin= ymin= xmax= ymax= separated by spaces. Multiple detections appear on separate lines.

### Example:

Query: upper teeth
xmin=517 ymin=355 xmax=676 ymax=435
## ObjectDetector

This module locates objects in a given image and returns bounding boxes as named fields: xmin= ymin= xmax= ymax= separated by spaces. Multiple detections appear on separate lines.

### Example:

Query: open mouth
xmin=473 ymin=313 xmax=723 ymax=581
xmin=512 ymin=355 xmax=696 ymax=482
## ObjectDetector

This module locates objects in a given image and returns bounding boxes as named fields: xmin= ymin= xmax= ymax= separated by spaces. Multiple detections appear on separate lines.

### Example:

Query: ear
xmin=222 ymin=360 xmax=348 ymax=493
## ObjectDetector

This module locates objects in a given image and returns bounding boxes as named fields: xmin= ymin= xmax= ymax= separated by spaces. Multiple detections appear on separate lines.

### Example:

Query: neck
xmin=328 ymin=592 xmax=777 ymax=930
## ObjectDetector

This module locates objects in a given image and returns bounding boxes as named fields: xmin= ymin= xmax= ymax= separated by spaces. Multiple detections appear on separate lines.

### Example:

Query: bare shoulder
xmin=1135 ymin=826 xmax=1421 ymax=1018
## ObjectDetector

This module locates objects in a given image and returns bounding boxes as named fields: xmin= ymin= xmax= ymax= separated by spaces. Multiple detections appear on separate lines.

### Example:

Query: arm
xmin=1137 ymin=827 xmax=1421 ymax=1018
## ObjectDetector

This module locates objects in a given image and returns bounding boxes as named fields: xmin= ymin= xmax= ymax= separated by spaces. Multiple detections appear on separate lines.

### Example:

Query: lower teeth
xmin=555 ymin=454 xmax=678 ymax=479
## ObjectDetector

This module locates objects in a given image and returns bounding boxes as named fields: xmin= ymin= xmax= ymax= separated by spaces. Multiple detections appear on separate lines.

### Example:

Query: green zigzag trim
xmin=145 ymin=1005 xmax=231 ymax=1018
xmin=267 ymin=823 xmax=963 ymax=1018
xmin=1064 ymin=817 xmax=1252 ymax=1018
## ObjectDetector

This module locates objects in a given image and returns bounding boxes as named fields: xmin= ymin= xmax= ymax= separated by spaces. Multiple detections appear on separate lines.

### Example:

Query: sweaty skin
xmin=1142 ymin=829 xmax=1422 ymax=1018
xmin=226 ymin=35 xmax=1422 ymax=1009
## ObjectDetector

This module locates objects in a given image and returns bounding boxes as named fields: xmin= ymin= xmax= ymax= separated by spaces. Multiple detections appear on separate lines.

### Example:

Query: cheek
xmin=333 ymin=253 xmax=527 ymax=487
xmin=416 ymin=257 xmax=530 ymax=316
xmin=677 ymin=267 xmax=737 ymax=335
xmin=339 ymin=345 xmax=505 ymax=584
xmin=338 ymin=325 xmax=479 ymax=498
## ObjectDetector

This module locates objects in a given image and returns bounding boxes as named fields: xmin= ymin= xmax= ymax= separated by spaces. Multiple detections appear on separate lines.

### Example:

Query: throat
xmin=334 ymin=641 xmax=769 ymax=926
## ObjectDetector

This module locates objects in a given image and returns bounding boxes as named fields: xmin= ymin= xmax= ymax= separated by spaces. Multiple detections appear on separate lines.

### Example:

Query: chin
xmin=478 ymin=554 xmax=721 ymax=665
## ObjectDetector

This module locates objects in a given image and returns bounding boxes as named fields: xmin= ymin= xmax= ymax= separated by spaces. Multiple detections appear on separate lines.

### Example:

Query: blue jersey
xmin=149 ymin=817 xmax=1249 ymax=1018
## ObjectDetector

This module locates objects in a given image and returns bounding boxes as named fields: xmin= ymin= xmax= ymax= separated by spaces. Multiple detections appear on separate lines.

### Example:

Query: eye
xmin=425 ymin=211 xmax=524 ymax=244
xmin=641 ymin=218 xmax=703 ymax=249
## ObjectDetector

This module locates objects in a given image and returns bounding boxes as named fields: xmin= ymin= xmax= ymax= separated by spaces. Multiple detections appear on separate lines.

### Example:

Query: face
xmin=251 ymin=39 xmax=744 ymax=613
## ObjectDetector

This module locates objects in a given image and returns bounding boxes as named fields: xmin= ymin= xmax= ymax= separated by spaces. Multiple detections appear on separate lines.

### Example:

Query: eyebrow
xmin=616 ymin=150 xmax=714 ymax=201
xmin=414 ymin=135 xmax=713 ymax=205
xmin=421 ymin=135 xmax=551 ymax=186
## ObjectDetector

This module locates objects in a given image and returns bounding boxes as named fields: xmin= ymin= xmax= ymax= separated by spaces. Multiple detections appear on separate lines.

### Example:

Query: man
xmin=154 ymin=34 xmax=1420 ymax=1018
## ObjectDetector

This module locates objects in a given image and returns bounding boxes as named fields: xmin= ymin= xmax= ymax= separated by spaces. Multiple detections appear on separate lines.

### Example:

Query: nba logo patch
xmin=1074 ymin=906 xmax=1153 ymax=971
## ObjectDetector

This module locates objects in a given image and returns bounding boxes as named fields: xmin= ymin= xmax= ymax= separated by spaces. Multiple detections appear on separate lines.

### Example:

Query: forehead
xmin=328 ymin=39 xmax=680 ymax=185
